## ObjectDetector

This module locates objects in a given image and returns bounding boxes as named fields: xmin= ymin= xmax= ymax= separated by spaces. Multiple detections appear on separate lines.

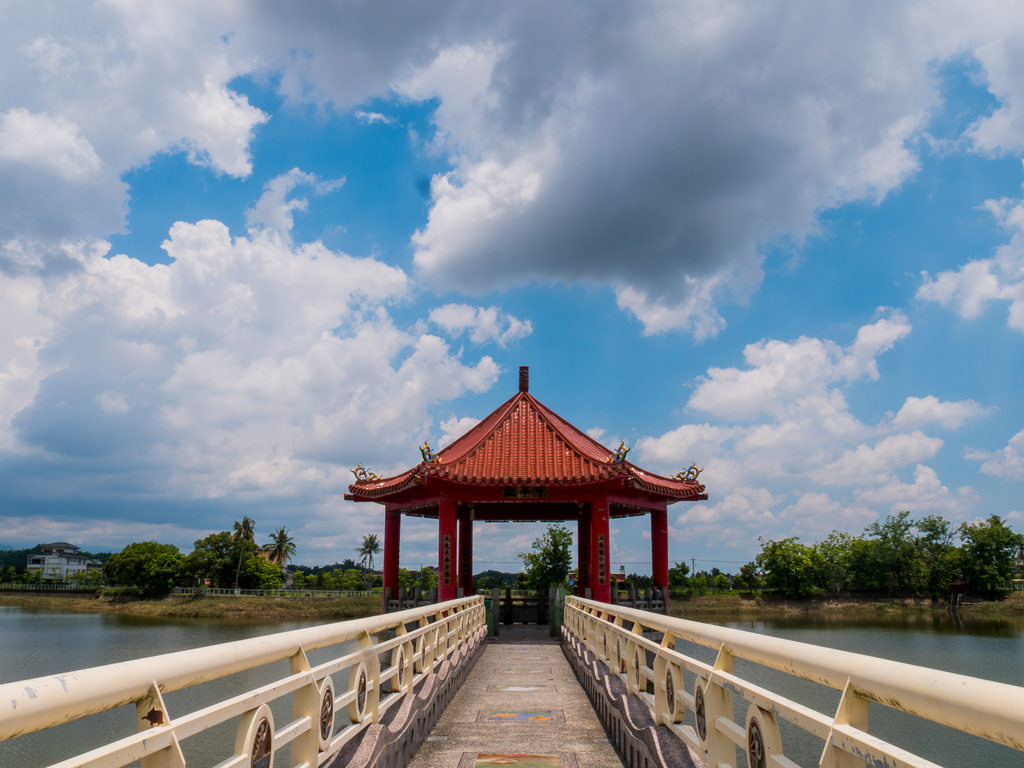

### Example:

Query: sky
xmin=1 ymin=1 xmax=1024 ymax=575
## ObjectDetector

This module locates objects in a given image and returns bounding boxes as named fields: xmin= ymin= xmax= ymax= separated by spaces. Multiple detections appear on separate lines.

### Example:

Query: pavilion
xmin=345 ymin=367 xmax=706 ymax=608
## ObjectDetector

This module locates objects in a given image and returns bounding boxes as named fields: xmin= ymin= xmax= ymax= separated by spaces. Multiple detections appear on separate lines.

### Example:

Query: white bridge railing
xmin=0 ymin=595 xmax=485 ymax=767
xmin=565 ymin=596 xmax=1024 ymax=768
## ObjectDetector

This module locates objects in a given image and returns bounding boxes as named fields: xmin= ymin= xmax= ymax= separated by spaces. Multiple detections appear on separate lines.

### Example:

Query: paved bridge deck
xmin=408 ymin=626 xmax=624 ymax=768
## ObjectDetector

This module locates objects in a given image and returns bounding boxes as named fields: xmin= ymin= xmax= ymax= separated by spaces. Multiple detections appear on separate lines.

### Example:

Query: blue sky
xmin=2 ymin=2 xmax=1024 ymax=574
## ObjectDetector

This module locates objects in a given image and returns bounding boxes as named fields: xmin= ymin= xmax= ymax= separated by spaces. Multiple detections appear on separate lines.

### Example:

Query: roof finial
xmin=519 ymin=365 xmax=529 ymax=393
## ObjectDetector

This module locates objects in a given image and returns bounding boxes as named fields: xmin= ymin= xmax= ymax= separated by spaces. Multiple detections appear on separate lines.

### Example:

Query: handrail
xmin=564 ymin=596 xmax=1024 ymax=767
xmin=0 ymin=595 xmax=486 ymax=767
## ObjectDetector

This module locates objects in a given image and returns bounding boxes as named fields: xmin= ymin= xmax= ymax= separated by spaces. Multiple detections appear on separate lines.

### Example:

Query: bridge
xmin=3 ymin=595 xmax=1024 ymax=768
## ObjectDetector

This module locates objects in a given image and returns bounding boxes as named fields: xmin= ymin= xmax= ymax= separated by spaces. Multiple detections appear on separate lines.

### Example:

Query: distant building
xmin=26 ymin=542 xmax=101 ymax=582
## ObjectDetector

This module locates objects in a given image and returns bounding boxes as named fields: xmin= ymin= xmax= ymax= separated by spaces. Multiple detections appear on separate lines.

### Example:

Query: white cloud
xmin=1 ymin=220 xmax=500 ymax=529
xmin=0 ymin=108 xmax=101 ymax=181
xmin=401 ymin=4 xmax=944 ymax=335
xmin=892 ymin=395 xmax=992 ymax=430
xmin=637 ymin=313 xmax=985 ymax=545
xmin=778 ymin=493 xmax=877 ymax=539
xmin=246 ymin=168 xmax=345 ymax=239
xmin=673 ymin=487 xmax=778 ymax=550
xmin=438 ymin=415 xmax=480 ymax=448
xmin=5 ymin=3 xmax=1024 ymax=338
xmin=918 ymin=195 xmax=1024 ymax=331
xmin=966 ymin=429 xmax=1024 ymax=480
xmin=354 ymin=110 xmax=395 ymax=125
xmin=854 ymin=464 xmax=978 ymax=516
xmin=813 ymin=432 xmax=944 ymax=486
xmin=428 ymin=303 xmax=533 ymax=346
xmin=0 ymin=3 xmax=268 ymax=241
xmin=687 ymin=311 xmax=910 ymax=421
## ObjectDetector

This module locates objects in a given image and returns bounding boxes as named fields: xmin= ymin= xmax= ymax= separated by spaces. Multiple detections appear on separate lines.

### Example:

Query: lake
xmin=2 ymin=606 xmax=1023 ymax=766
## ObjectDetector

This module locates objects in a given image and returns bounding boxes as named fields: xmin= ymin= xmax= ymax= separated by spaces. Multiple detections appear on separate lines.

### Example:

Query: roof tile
xmin=348 ymin=391 xmax=705 ymax=501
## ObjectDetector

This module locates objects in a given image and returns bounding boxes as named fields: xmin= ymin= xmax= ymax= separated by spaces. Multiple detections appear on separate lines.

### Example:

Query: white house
xmin=26 ymin=542 xmax=101 ymax=582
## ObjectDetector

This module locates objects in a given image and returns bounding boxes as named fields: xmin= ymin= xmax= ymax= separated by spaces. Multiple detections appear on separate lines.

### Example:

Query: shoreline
xmin=669 ymin=592 xmax=1024 ymax=621
xmin=0 ymin=592 xmax=380 ymax=621
xmin=2 ymin=590 xmax=1022 ymax=623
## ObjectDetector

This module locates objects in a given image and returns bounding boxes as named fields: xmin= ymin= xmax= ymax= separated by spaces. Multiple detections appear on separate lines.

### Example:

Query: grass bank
xmin=0 ymin=591 xmax=380 ymax=621
xmin=669 ymin=591 xmax=1024 ymax=621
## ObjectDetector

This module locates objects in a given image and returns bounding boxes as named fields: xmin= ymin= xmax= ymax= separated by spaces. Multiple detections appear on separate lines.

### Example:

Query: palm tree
xmin=232 ymin=516 xmax=256 ymax=592
xmin=266 ymin=526 xmax=296 ymax=569
xmin=357 ymin=533 xmax=382 ymax=571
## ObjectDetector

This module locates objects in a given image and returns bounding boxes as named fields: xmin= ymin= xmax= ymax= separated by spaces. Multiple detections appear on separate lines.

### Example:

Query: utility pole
xmin=691 ymin=557 xmax=696 ymax=575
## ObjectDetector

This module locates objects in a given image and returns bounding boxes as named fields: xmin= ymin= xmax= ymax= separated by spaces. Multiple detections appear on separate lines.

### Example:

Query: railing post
xmin=136 ymin=683 xmax=184 ymax=768
xmin=701 ymin=643 xmax=737 ymax=767
xmin=487 ymin=587 xmax=500 ymax=636
xmin=820 ymin=679 xmax=870 ymax=768
xmin=549 ymin=585 xmax=565 ymax=638
xmin=288 ymin=646 xmax=320 ymax=766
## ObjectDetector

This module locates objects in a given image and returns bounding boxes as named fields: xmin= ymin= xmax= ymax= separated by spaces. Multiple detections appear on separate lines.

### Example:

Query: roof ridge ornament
xmin=420 ymin=440 xmax=442 ymax=463
xmin=351 ymin=463 xmax=381 ymax=483
xmin=606 ymin=440 xmax=629 ymax=464
xmin=674 ymin=462 xmax=703 ymax=483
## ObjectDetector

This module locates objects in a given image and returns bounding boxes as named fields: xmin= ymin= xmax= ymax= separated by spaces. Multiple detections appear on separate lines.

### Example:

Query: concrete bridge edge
xmin=560 ymin=627 xmax=702 ymax=768
xmin=326 ymin=625 xmax=488 ymax=768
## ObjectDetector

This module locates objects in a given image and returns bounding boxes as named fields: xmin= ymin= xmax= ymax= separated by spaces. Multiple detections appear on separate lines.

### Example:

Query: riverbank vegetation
xmin=669 ymin=590 xmax=1024 ymax=620
xmin=0 ymin=519 xmax=402 ymax=598
xmin=670 ymin=512 xmax=1023 ymax=600
xmin=4 ymin=588 xmax=1023 ymax=624
xmin=0 ymin=591 xmax=379 ymax=621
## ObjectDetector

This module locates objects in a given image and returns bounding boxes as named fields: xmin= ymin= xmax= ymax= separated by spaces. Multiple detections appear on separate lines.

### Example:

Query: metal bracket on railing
xmin=136 ymin=683 xmax=184 ymax=768
xmin=819 ymin=678 xmax=870 ymax=768
xmin=349 ymin=631 xmax=380 ymax=724
xmin=415 ymin=616 xmax=432 ymax=674
xmin=745 ymin=704 xmax=784 ymax=768
xmin=393 ymin=622 xmax=414 ymax=695
xmin=235 ymin=703 xmax=274 ymax=768
xmin=698 ymin=642 xmax=736 ymax=767
xmin=289 ymin=645 xmax=330 ymax=763
xmin=654 ymin=632 xmax=683 ymax=725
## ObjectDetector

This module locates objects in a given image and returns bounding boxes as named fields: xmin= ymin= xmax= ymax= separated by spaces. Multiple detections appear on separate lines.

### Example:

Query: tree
xmin=756 ymin=537 xmax=820 ymax=598
xmin=914 ymin=515 xmax=962 ymax=595
xmin=711 ymin=573 xmax=730 ymax=593
xmin=737 ymin=561 xmax=761 ymax=591
xmin=357 ymin=533 xmax=382 ymax=571
xmin=667 ymin=561 xmax=691 ymax=595
xmin=105 ymin=542 xmax=185 ymax=597
xmin=814 ymin=531 xmax=855 ymax=593
xmin=691 ymin=572 xmax=708 ymax=595
xmin=866 ymin=511 xmax=920 ymax=592
xmin=239 ymin=556 xmax=285 ymax=590
xmin=232 ymin=516 xmax=256 ymax=591
xmin=519 ymin=523 xmax=573 ymax=590
xmin=959 ymin=515 xmax=1021 ymax=595
xmin=266 ymin=526 xmax=296 ymax=569
xmin=186 ymin=531 xmax=244 ymax=588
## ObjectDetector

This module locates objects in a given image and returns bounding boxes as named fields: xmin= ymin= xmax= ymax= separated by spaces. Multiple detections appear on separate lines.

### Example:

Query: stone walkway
xmin=407 ymin=626 xmax=624 ymax=768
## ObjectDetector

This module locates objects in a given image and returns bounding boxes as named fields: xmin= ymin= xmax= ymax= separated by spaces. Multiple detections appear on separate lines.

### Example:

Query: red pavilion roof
xmin=346 ymin=387 xmax=705 ymax=502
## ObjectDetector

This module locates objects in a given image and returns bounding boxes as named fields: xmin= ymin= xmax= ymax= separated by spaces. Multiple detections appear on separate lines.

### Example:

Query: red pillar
xmin=438 ymin=497 xmax=458 ymax=602
xmin=383 ymin=506 xmax=401 ymax=613
xmin=589 ymin=496 xmax=611 ymax=602
xmin=577 ymin=506 xmax=591 ymax=596
xmin=458 ymin=507 xmax=473 ymax=596
xmin=651 ymin=505 xmax=669 ymax=609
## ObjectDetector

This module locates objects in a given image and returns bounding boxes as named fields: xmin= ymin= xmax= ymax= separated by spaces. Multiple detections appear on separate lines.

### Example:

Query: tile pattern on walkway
xmin=407 ymin=631 xmax=624 ymax=768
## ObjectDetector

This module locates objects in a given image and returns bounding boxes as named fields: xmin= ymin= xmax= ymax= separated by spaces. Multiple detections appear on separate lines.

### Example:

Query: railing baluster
xmin=562 ymin=596 xmax=1024 ymax=768
xmin=0 ymin=596 xmax=485 ymax=767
